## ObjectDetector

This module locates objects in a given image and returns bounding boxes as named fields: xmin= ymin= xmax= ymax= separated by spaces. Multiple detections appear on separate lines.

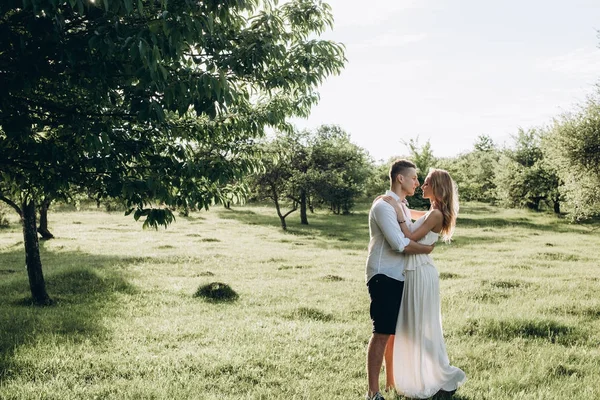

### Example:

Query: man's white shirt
xmin=365 ymin=190 xmax=412 ymax=284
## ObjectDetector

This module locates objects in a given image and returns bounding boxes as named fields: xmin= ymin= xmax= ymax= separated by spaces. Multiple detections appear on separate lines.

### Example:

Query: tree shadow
xmin=218 ymin=207 xmax=283 ymax=229
xmin=285 ymin=212 xmax=370 ymax=246
xmin=449 ymin=235 xmax=511 ymax=247
xmin=218 ymin=207 xmax=371 ymax=249
xmin=219 ymin=204 xmax=588 ymax=251
xmin=456 ymin=217 xmax=580 ymax=233
xmin=460 ymin=318 xmax=586 ymax=346
xmin=0 ymin=247 xmax=136 ymax=383
xmin=458 ymin=203 xmax=497 ymax=213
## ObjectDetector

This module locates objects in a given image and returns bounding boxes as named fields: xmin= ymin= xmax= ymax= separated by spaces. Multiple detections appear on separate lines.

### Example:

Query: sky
xmin=293 ymin=0 xmax=600 ymax=161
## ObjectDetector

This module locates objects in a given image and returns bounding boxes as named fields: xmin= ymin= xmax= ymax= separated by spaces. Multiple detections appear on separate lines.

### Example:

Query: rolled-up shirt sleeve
xmin=372 ymin=201 xmax=410 ymax=252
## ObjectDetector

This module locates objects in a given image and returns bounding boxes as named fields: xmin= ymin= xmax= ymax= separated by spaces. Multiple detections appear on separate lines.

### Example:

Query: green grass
xmin=0 ymin=202 xmax=599 ymax=399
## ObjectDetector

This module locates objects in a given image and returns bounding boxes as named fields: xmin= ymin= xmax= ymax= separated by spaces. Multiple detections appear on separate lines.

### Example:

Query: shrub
xmin=194 ymin=282 xmax=239 ymax=302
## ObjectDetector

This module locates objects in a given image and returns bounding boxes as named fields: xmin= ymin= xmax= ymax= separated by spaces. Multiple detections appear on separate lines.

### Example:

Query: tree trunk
xmin=300 ymin=190 xmax=308 ymax=225
xmin=271 ymin=186 xmax=297 ymax=230
xmin=37 ymin=198 xmax=54 ymax=239
xmin=278 ymin=214 xmax=287 ymax=230
xmin=272 ymin=188 xmax=287 ymax=230
xmin=554 ymin=200 xmax=561 ymax=214
xmin=22 ymin=199 xmax=52 ymax=305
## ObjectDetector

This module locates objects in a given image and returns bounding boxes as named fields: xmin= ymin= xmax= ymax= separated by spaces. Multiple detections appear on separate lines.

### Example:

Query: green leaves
xmin=123 ymin=0 xmax=133 ymax=13
xmin=1 ymin=0 xmax=345 ymax=228
xmin=544 ymin=98 xmax=600 ymax=220
xmin=250 ymin=125 xmax=371 ymax=219
xmin=125 ymin=206 xmax=176 ymax=229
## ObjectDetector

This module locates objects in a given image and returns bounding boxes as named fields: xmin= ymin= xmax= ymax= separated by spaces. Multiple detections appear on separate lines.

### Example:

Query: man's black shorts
xmin=367 ymin=274 xmax=404 ymax=335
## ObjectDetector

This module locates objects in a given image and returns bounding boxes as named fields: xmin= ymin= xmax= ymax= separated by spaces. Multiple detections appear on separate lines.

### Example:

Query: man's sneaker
xmin=365 ymin=392 xmax=385 ymax=400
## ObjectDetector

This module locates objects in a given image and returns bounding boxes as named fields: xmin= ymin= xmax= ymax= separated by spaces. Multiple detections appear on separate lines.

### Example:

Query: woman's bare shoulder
xmin=426 ymin=209 xmax=444 ymax=221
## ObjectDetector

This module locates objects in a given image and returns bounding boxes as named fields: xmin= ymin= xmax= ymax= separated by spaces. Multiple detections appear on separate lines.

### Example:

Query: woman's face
xmin=422 ymin=174 xmax=433 ymax=200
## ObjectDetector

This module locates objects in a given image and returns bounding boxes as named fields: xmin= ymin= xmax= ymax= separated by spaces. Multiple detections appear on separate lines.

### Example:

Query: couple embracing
xmin=365 ymin=159 xmax=466 ymax=400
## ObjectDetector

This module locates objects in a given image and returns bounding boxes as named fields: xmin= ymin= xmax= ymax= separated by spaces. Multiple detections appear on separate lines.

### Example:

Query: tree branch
xmin=0 ymin=194 xmax=22 ymax=216
xmin=282 ymin=207 xmax=297 ymax=219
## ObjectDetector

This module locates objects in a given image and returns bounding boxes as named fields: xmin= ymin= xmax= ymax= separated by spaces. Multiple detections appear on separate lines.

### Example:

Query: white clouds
xmin=297 ymin=1 xmax=600 ymax=160
xmin=326 ymin=0 xmax=422 ymax=27
xmin=536 ymin=47 xmax=600 ymax=79
xmin=356 ymin=32 xmax=429 ymax=49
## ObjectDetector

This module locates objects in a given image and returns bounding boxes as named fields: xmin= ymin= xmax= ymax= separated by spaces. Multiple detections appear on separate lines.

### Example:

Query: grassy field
xmin=0 ymin=202 xmax=599 ymax=400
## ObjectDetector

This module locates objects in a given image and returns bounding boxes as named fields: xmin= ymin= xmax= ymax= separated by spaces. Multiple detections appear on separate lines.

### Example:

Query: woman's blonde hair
xmin=427 ymin=168 xmax=459 ymax=242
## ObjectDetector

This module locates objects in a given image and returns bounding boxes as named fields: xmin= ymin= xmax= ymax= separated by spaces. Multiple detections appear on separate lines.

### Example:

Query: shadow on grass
xmin=217 ymin=208 xmax=280 ymax=228
xmin=449 ymin=235 xmax=511 ymax=247
xmin=218 ymin=203 xmax=588 ymax=251
xmin=0 ymin=247 xmax=136 ymax=383
xmin=458 ymin=203 xmax=498 ymax=213
xmin=286 ymin=306 xmax=334 ymax=322
xmin=461 ymin=318 xmax=587 ymax=346
xmin=430 ymin=392 xmax=471 ymax=400
xmin=394 ymin=390 xmax=471 ymax=400
xmin=218 ymin=207 xmax=370 ymax=249
xmin=546 ymin=304 xmax=600 ymax=319
xmin=218 ymin=206 xmax=530 ymax=251
xmin=457 ymin=216 xmax=581 ymax=233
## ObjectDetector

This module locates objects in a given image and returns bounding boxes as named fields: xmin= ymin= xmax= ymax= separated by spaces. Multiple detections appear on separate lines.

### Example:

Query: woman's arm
xmin=400 ymin=211 xmax=442 ymax=241
xmin=381 ymin=196 xmax=443 ymax=242
xmin=377 ymin=196 xmax=426 ymax=221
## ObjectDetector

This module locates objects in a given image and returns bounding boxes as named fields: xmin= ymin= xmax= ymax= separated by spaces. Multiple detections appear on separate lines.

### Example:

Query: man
xmin=365 ymin=159 xmax=434 ymax=400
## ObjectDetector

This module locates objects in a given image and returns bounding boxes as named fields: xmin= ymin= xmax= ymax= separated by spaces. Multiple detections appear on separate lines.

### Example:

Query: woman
xmin=382 ymin=168 xmax=466 ymax=399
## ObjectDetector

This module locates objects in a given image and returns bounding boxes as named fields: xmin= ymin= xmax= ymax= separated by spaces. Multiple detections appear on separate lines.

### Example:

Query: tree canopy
xmin=494 ymin=128 xmax=560 ymax=212
xmin=440 ymin=135 xmax=499 ymax=203
xmin=0 ymin=0 xmax=345 ymax=304
xmin=0 ymin=0 xmax=345 ymax=222
xmin=249 ymin=125 xmax=371 ymax=229
xmin=544 ymin=98 xmax=600 ymax=220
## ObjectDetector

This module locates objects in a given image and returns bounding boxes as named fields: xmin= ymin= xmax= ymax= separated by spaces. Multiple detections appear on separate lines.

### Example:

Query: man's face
xmin=399 ymin=168 xmax=420 ymax=196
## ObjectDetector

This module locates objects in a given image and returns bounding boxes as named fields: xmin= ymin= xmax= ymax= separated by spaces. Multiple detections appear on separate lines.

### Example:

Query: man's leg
xmin=384 ymin=335 xmax=395 ymax=390
xmin=366 ymin=332 xmax=390 ymax=397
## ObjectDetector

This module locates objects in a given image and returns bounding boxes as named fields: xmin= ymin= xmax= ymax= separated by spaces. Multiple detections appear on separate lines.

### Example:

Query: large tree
xmin=0 ymin=0 xmax=345 ymax=304
xmin=250 ymin=125 xmax=370 ymax=228
xmin=441 ymin=135 xmax=499 ymax=203
xmin=249 ymin=131 xmax=304 ymax=230
xmin=544 ymin=98 xmax=600 ymax=220
xmin=309 ymin=125 xmax=372 ymax=214
xmin=494 ymin=128 xmax=561 ymax=212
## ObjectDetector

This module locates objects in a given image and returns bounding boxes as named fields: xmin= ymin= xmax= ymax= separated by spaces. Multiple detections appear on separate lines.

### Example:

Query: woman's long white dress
xmin=393 ymin=215 xmax=466 ymax=399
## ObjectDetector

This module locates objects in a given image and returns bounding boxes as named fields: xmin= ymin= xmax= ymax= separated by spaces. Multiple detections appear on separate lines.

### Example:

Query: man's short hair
xmin=389 ymin=159 xmax=417 ymax=183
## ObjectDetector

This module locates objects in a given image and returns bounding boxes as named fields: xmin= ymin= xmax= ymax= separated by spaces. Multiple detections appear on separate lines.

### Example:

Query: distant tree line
xmin=246 ymin=92 xmax=600 ymax=227
xmin=434 ymin=96 xmax=600 ymax=221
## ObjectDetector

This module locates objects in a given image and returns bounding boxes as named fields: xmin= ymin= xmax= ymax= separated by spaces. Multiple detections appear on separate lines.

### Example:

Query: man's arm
xmin=373 ymin=201 xmax=434 ymax=255
xmin=372 ymin=201 xmax=411 ymax=252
